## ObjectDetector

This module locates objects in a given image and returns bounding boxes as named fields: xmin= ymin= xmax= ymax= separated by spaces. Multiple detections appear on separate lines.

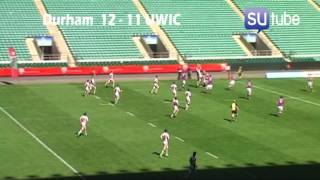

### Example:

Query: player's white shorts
xmin=172 ymin=90 xmax=177 ymax=96
xmin=247 ymin=88 xmax=252 ymax=95
xmin=278 ymin=106 xmax=284 ymax=112
xmin=162 ymin=142 xmax=169 ymax=149
xmin=229 ymin=80 xmax=235 ymax=86
xmin=206 ymin=84 xmax=213 ymax=90
xmin=85 ymin=87 xmax=90 ymax=92
xmin=173 ymin=105 xmax=179 ymax=111
xmin=115 ymin=93 xmax=120 ymax=98
xmin=81 ymin=122 xmax=87 ymax=128
xmin=108 ymin=78 xmax=114 ymax=83
xmin=308 ymin=81 xmax=313 ymax=88
xmin=154 ymin=83 xmax=159 ymax=89
xmin=182 ymin=80 xmax=186 ymax=84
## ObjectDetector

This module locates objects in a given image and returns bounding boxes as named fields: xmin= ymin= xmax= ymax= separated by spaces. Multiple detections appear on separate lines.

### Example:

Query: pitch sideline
xmin=0 ymin=107 xmax=85 ymax=180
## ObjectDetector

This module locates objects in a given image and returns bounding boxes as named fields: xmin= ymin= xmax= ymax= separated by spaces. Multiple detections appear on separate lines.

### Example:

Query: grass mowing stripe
xmin=0 ymin=107 xmax=85 ymax=180
xmin=174 ymin=136 xmax=185 ymax=142
xmin=126 ymin=112 xmax=135 ymax=117
xmin=205 ymin=152 xmax=219 ymax=159
xmin=147 ymin=122 xmax=157 ymax=127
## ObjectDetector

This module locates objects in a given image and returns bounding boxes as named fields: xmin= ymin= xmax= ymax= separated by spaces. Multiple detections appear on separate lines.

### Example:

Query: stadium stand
xmin=0 ymin=0 xmax=48 ymax=61
xmin=141 ymin=0 xmax=251 ymax=58
xmin=234 ymin=0 xmax=320 ymax=56
xmin=43 ymin=0 xmax=153 ymax=60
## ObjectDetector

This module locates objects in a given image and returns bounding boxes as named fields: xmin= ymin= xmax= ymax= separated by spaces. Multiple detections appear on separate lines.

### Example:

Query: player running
xmin=90 ymin=76 xmax=96 ymax=95
xmin=185 ymin=89 xmax=192 ymax=110
xmin=307 ymin=77 xmax=314 ymax=92
xmin=150 ymin=75 xmax=160 ymax=94
xmin=196 ymin=66 xmax=203 ymax=87
xmin=105 ymin=71 xmax=115 ymax=88
xmin=231 ymin=100 xmax=240 ymax=121
xmin=170 ymin=97 xmax=179 ymax=118
xmin=228 ymin=73 xmax=236 ymax=90
xmin=277 ymin=96 xmax=285 ymax=116
xmin=160 ymin=129 xmax=170 ymax=158
xmin=76 ymin=112 xmax=89 ymax=136
xmin=205 ymin=74 xmax=213 ymax=92
xmin=181 ymin=72 xmax=187 ymax=89
xmin=170 ymin=82 xmax=178 ymax=98
xmin=246 ymin=80 xmax=253 ymax=100
xmin=114 ymin=84 xmax=122 ymax=104
xmin=83 ymin=80 xmax=91 ymax=97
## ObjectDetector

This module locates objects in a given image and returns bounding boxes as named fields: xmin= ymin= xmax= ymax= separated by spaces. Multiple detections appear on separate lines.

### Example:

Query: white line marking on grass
xmin=108 ymin=103 xmax=115 ymax=107
xmin=163 ymin=101 xmax=171 ymax=104
xmin=94 ymin=95 xmax=101 ymax=100
xmin=253 ymin=85 xmax=320 ymax=107
xmin=174 ymin=136 xmax=185 ymax=142
xmin=100 ymin=103 xmax=108 ymax=106
xmin=126 ymin=112 xmax=135 ymax=117
xmin=0 ymin=107 xmax=85 ymax=180
xmin=205 ymin=152 xmax=219 ymax=159
xmin=148 ymin=122 xmax=157 ymax=127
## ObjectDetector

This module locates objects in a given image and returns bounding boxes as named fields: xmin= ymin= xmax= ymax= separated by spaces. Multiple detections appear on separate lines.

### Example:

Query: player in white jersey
xmin=228 ymin=74 xmax=236 ymax=90
xmin=170 ymin=97 xmax=179 ymax=118
xmin=90 ymin=76 xmax=96 ymax=95
xmin=185 ymin=89 xmax=192 ymax=110
xmin=114 ymin=85 xmax=122 ymax=104
xmin=150 ymin=75 xmax=160 ymax=94
xmin=170 ymin=82 xmax=178 ymax=97
xmin=105 ymin=72 xmax=115 ymax=88
xmin=307 ymin=77 xmax=313 ymax=92
xmin=83 ymin=80 xmax=91 ymax=97
xmin=160 ymin=129 xmax=170 ymax=158
xmin=76 ymin=112 xmax=89 ymax=136
xmin=246 ymin=80 xmax=253 ymax=100
xmin=181 ymin=72 xmax=187 ymax=89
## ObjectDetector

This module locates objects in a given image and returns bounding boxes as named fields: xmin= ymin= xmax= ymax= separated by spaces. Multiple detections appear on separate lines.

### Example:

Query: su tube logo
xmin=244 ymin=8 xmax=300 ymax=33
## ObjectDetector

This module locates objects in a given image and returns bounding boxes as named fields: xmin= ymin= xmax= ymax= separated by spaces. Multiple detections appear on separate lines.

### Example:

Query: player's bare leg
xmin=114 ymin=96 xmax=120 ymax=104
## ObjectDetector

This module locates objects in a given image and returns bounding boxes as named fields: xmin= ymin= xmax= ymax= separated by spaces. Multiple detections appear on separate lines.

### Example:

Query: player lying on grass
xmin=114 ymin=84 xmax=122 ymax=104
xmin=277 ymin=96 xmax=285 ymax=116
xmin=105 ymin=71 xmax=115 ymax=88
xmin=231 ymin=100 xmax=240 ymax=121
xmin=170 ymin=97 xmax=179 ymax=119
xmin=76 ymin=112 xmax=89 ymax=136
xmin=246 ymin=80 xmax=253 ymax=100
xmin=185 ymin=89 xmax=192 ymax=110
xmin=150 ymin=75 xmax=159 ymax=95
xmin=160 ymin=129 xmax=170 ymax=158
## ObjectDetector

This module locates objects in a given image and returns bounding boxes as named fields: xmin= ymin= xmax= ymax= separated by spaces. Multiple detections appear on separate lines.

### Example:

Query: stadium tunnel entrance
xmin=133 ymin=35 xmax=169 ymax=58
xmin=239 ymin=33 xmax=272 ymax=56
xmin=26 ymin=35 xmax=61 ymax=61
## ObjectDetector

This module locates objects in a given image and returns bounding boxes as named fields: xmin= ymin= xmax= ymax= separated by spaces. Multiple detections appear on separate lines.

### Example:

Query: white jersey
xmin=160 ymin=132 xmax=170 ymax=144
xmin=185 ymin=91 xmax=192 ymax=99
xmin=154 ymin=77 xmax=159 ymax=85
xmin=114 ymin=87 xmax=121 ymax=95
xmin=109 ymin=73 xmax=114 ymax=79
xmin=85 ymin=81 xmax=90 ymax=89
xmin=171 ymin=84 xmax=177 ymax=92
xmin=173 ymin=99 xmax=179 ymax=107
xmin=80 ymin=115 xmax=89 ymax=125
xmin=91 ymin=78 xmax=95 ymax=85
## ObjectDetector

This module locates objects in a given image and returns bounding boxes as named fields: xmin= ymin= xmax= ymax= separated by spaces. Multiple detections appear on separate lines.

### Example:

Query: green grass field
xmin=1 ymin=78 xmax=320 ymax=180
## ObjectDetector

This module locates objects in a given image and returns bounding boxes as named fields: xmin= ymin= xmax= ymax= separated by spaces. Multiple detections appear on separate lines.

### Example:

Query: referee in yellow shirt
xmin=231 ymin=100 xmax=240 ymax=121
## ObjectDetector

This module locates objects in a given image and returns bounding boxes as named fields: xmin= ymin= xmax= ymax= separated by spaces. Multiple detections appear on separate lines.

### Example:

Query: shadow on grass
xmin=269 ymin=113 xmax=279 ymax=117
xmin=0 ymin=81 xmax=14 ymax=85
xmin=11 ymin=163 xmax=320 ymax=180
